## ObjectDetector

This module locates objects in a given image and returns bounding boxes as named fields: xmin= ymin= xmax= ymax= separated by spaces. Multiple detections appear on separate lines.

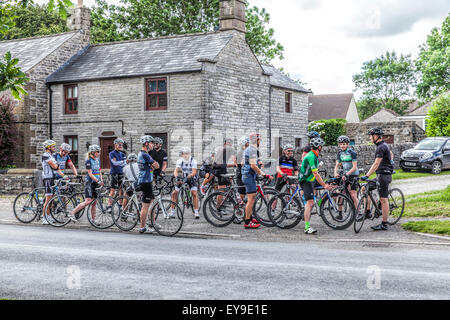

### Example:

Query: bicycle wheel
xmin=13 ymin=192 xmax=39 ymax=223
xmin=319 ymin=192 xmax=355 ymax=230
xmin=112 ymin=196 xmax=139 ymax=231
xmin=70 ymin=192 xmax=86 ymax=219
xmin=354 ymin=194 xmax=368 ymax=233
xmin=252 ymin=189 xmax=278 ymax=227
xmin=202 ymin=191 xmax=236 ymax=227
xmin=150 ymin=199 xmax=184 ymax=236
xmin=268 ymin=193 xmax=303 ymax=229
xmin=48 ymin=195 xmax=76 ymax=227
xmin=387 ymin=188 xmax=405 ymax=225
xmin=86 ymin=195 xmax=117 ymax=229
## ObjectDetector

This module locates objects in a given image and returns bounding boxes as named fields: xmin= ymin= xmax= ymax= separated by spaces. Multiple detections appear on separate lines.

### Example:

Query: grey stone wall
xmin=346 ymin=121 xmax=425 ymax=145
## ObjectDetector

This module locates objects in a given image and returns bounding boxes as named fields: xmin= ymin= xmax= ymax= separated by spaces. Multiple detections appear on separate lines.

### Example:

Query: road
xmin=391 ymin=174 xmax=450 ymax=195
xmin=0 ymin=224 xmax=449 ymax=300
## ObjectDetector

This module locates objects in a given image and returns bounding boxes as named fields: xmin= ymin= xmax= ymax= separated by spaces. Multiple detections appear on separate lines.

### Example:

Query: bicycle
xmin=174 ymin=176 xmax=202 ymax=216
xmin=13 ymin=177 xmax=46 ymax=223
xmin=112 ymin=183 xmax=184 ymax=236
xmin=354 ymin=177 xmax=405 ymax=233
xmin=268 ymin=176 xmax=355 ymax=230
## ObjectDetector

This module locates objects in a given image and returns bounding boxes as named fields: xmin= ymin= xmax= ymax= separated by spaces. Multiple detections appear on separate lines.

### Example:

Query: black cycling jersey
xmin=375 ymin=141 xmax=394 ymax=175
xmin=150 ymin=148 xmax=168 ymax=175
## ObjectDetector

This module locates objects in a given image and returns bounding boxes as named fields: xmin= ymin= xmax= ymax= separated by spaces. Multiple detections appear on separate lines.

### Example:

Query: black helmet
xmin=337 ymin=135 xmax=350 ymax=144
xmin=307 ymin=131 xmax=320 ymax=139
xmin=310 ymin=137 xmax=325 ymax=149
xmin=368 ymin=127 xmax=384 ymax=136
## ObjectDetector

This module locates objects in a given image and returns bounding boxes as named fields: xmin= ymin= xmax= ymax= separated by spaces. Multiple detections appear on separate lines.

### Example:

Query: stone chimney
xmin=219 ymin=0 xmax=247 ymax=33
xmin=67 ymin=0 xmax=91 ymax=34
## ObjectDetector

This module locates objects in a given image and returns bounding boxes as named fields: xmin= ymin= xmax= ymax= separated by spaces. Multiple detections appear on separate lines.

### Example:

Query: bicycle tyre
xmin=150 ymin=199 xmax=184 ymax=236
xmin=268 ymin=192 xmax=303 ymax=229
xmin=202 ymin=191 xmax=236 ymax=227
xmin=319 ymin=192 xmax=355 ymax=230
xmin=86 ymin=195 xmax=117 ymax=229
xmin=354 ymin=194 xmax=368 ymax=233
xmin=387 ymin=188 xmax=405 ymax=225
xmin=112 ymin=195 xmax=140 ymax=231
xmin=13 ymin=192 xmax=39 ymax=223
xmin=252 ymin=189 xmax=278 ymax=227
xmin=70 ymin=192 xmax=86 ymax=219
xmin=48 ymin=195 xmax=76 ymax=227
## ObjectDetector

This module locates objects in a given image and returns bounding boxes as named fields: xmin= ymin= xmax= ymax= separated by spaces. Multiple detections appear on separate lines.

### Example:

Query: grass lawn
xmin=396 ymin=186 xmax=450 ymax=218
xmin=402 ymin=220 xmax=450 ymax=236
xmin=392 ymin=169 xmax=450 ymax=180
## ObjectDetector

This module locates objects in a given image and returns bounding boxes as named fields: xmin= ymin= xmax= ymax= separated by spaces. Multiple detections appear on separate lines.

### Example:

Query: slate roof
xmin=262 ymin=65 xmax=310 ymax=93
xmin=308 ymin=93 xmax=354 ymax=121
xmin=0 ymin=32 xmax=77 ymax=71
xmin=47 ymin=32 xmax=235 ymax=83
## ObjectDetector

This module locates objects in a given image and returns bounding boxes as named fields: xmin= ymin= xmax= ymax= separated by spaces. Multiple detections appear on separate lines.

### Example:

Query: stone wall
xmin=346 ymin=121 xmax=425 ymax=145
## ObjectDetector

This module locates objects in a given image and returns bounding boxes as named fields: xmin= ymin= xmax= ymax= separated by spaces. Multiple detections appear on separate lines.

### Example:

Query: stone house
xmin=1 ymin=0 xmax=310 ymax=169
xmin=362 ymin=108 xmax=400 ymax=124
xmin=308 ymin=93 xmax=360 ymax=123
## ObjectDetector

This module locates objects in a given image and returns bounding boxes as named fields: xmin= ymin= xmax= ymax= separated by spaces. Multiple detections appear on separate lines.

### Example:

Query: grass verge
xmin=392 ymin=169 xmax=450 ymax=181
xmin=397 ymin=186 xmax=450 ymax=218
xmin=402 ymin=220 xmax=450 ymax=236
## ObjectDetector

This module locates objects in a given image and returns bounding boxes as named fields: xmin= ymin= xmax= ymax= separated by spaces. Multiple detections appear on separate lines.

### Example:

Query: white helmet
xmin=239 ymin=136 xmax=249 ymax=146
xmin=127 ymin=153 xmax=138 ymax=161
xmin=114 ymin=138 xmax=125 ymax=145
xmin=140 ymin=135 xmax=153 ymax=144
xmin=180 ymin=146 xmax=191 ymax=154
xmin=88 ymin=144 xmax=101 ymax=153
xmin=60 ymin=143 xmax=72 ymax=152
xmin=283 ymin=144 xmax=294 ymax=151
xmin=43 ymin=140 xmax=56 ymax=150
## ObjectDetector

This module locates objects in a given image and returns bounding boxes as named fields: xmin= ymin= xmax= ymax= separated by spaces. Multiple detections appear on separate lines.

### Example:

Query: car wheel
xmin=431 ymin=161 xmax=442 ymax=174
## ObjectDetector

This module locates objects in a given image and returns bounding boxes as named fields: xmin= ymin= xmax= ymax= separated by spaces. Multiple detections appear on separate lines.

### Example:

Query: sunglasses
xmin=286 ymin=150 xmax=293 ymax=153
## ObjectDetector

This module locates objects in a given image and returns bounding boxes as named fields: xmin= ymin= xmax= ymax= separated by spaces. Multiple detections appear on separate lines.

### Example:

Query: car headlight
xmin=401 ymin=151 xmax=407 ymax=159
xmin=420 ymin=152 xmax=433 ymax=160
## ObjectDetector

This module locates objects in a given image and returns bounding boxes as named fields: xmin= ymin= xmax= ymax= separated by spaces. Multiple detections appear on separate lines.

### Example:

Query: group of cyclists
xmin=38 ymin=125 xmax=395 ymax=235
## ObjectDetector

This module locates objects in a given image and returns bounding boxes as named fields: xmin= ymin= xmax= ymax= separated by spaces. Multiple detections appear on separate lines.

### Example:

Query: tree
xmin=416 ymin=14 xmax=450 ymax=101
xmin=0 ymin=94 xmax=18 ymax=167
xmin=3 ymin=3 xmax=69 ymax=40
xmin=425 ymin=92 xmax=450 ymax=137
xmin=90 ymin=0 xmax=284 ymax=64
xmin=308 ymin=119 xmax=347 ymax=146
xmin=353 ymin=51 xmax=417 ymax=119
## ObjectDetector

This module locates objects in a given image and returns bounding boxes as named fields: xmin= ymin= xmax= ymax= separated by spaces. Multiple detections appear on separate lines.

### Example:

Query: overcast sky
xmin=41 ymin=0 xmax=449 ymax=98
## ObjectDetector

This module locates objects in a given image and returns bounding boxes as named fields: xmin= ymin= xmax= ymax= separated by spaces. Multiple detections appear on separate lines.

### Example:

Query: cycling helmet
xmin=239 ymin=136 xmax=249 ymax=146
xmin=368 ymin=127 xmax=384 ymax=136
xmin=154 ymin=137 xmax=163 ymax=145
xmin=140 ymin=135 xmax=153 ymax=144
xmin=114 ymin=138 xmax=125 ymax=145
xmin=283 ymin=144 xmax=294 ymax=151
xmin=181 ymin=146 xmax=191 ymax=154
xmin=127 ymin=153 xmax=138 ymax=161
xmin=88 ymin=144 xmax=101 ymax=153
xmin=310 ymin=137 xmax=325 ymax=150
xmin=43 ymin=140 xmax=56 ymax=149
xmin=307 ymin=131 xmax=320 ymax=139
xmin=337 ymin=135 xmax=350 ymax=144
xmin=60 ymin=143 xmax=72 ymax=152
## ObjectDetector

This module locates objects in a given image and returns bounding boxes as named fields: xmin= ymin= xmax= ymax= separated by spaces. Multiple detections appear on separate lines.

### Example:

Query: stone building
xmin=1 ymin=0 xmax=310 ymax=169
xmin=308 ymin=93 xmax=360 ymax=123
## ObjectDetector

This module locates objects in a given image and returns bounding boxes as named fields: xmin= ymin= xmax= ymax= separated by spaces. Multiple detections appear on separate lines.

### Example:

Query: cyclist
xmin=108 ymin=138 xmax=127 ymax=204
xmin=69 ymin=144 xmax=104 ymax=221
xmin=53 ymin=143 xmax=78 ymax=180
xmin=361 ymin=127 xmax=394 ymax=231
xmin=122 ymin=153 xmax=139 ymax=208
xmin=241 ymin=133 xmax=273 ymax=229
xmin=275 ymin=144 xmax=299 ymax=192
xmin=301 ymin=131 xmax=320 ymax=160
xmin=299 ymin=137 xmax=332 ymax=234
xmin=41 ymin=140 xmax=66 ymax=225
xmin=171 ymin=146 xmax=200 ymax=219
xmin=213 ymin=138 xmax=237 ymax=210
xmin=137 ymin=135 xmax=159 ymax=234
xmin=334 ymin=135 xmax=359 ymax=208
xmin=236 ymin=136 xmax=249 ymax=203
xmin=150 ymin=137 xmax=168 ymax=181
xmin=199 ymin=151 xmax=215 ymax=195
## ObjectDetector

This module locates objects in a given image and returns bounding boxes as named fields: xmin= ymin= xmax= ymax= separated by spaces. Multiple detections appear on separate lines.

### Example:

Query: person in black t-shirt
xmin=361 ymin=127 xmax=394 ymax=231
xmin=150 ymin=137 xmax=168 ymax=181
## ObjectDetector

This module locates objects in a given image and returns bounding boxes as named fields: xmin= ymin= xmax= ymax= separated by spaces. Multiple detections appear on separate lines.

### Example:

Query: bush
xmin=425 ymin=92 xmax=450 ymax=137
xmin=308 ymin=118 xmax=347 ymax=146
xmin=0 ymin=94 xmax=18 ymax=167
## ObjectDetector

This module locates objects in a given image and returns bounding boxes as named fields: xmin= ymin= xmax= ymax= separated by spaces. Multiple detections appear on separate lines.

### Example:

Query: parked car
xmin=400 ymin=137 xmax=450 ymax=174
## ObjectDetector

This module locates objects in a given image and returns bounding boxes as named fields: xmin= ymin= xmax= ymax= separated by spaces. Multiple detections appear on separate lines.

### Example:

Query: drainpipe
xmin=268 ymin=86 xmax=272 ymax=157
xmin=47 ymin=83 xmax=53 ymax=139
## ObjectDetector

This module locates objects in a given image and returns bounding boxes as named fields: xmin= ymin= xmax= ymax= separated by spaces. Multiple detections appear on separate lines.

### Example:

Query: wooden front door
xmin=100 ymin=137 xmax=116 ymax=170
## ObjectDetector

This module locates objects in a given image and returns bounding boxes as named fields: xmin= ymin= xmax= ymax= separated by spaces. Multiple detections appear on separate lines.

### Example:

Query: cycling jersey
xmin=150 ymin=148 xmax=168 ymax=177
xmin=375 ymin=141 xmax=394 ymax=175
xmin=53 ymin=153 xmax=72 ymax=179
xmin=176 ymin=157 xmax=198 ymax=178
xmin=277 ymin=155 xmax=298 ymax=178
xmin=299 ymin=150 xmax=319 ymax=182
xmin=41 ymin=152 xmax=56 ymax=179
xmin=85 ymin=157 xmax=101 ymax=182
xmin=337 ymin=148 xmax=359 ymax=176
xmin=109 ymin=150 xmax=127 ymax=175
xmin=242 ymin=146 xmax=258 ymax=176
xmin=137 ymin=151 xmax=155 ymax=184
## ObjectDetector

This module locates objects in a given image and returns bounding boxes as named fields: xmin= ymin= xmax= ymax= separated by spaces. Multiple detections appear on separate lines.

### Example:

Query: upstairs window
xmin=64 ymin=84 xmax=78 ymax=114
xmin=285 ymin=92 xmax=292 ymax=113
xmin=146 ymin=78 xmax=167 ymax=110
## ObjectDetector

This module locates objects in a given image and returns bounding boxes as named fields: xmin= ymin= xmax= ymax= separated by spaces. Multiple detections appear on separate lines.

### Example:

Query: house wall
xmin=363 ymin=109 xmax=399 ymax=123
xmin=345 ymin=96 xmax=360 ymax=123
xmin=50 ymin=72 xmax=204 ymax=168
